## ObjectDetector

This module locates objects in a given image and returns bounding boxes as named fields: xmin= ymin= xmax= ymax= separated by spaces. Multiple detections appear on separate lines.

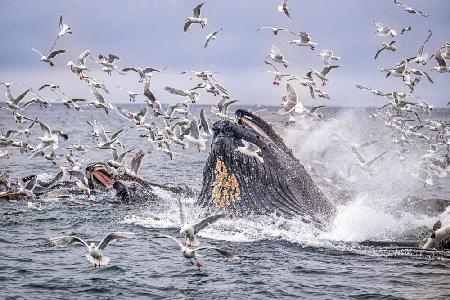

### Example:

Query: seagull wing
xmin=49 ymin=235 xmax=89 ymax=248
xmin=98 ymin=232 xmax=135 ymax=250
xmin=374 ymin=47 xmax=384 ymax=59
xmin=130 ymin=150 xmax=145 ymax=173
xmin=352 ymin=147 xmax=366 ymax=164
xmin=321 ymin=65 xmax=339 ymax=76
xmin=365 ymin=151 xmax=387 ymax=167
xmin=194 ymin=213 xmax=230 ymax=234
xmin=90 ymin=88 xmax=105 ymax=103
xmin=116 ymin=107 xmax=133 ymax=120
xmin=13 ymin=88 xmax=31 ymax=105
xmin=189 ymin=119 xmax=200 ymax=139
xmin=77 ymin=50 xmax=90 ymax=65
xmin=143 ymin=67 xmax=161 ymax=73
xmin=144 ymin=82 xmax=157 ymax=103
xmin=154 ymin=235 xmax=184 ymax=248
xmin=195 ymin=246 xmax=238 ymax=259
xmin=434 ymin=50 xmax=447 ymax=67
xmin=193 ymin=2 xmax=204 ymax=18
xmin=48 ymin=49 xmax=66 ymax=59
xmin=165 ymin=86 xmax=188 ymax=97
xmin=222 ymin=99 xmax=238 ymax=115
xmin=93 ymin=120 xmax=108 ymax=143
xmin=38 ymin=121 xmax=51 ymax=138
xmin=121 ymin=67 xmax=138 ymax=73
xmin=199 ymin=109 xmax=211 ymax=134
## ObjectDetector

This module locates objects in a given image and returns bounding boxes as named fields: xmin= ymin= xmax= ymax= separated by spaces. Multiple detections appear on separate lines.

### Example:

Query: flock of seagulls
xmin=355 ymin=2 xmax=449 ymax=188
xmin=1 ymin=0 xmax=450 ymax=270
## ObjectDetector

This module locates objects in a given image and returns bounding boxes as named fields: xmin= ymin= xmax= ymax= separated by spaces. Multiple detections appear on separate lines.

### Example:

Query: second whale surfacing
xmin=196 ymin=109 xmax=336 ymax=227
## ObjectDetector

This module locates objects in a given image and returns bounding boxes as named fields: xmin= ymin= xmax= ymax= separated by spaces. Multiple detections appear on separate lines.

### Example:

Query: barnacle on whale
xmin=212 ymin=160 xmax=241 ymax=208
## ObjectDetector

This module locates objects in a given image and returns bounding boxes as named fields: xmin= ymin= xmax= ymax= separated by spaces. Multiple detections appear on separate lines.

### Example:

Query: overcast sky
xmin=0 ymin=0 xmax=449 ymax=107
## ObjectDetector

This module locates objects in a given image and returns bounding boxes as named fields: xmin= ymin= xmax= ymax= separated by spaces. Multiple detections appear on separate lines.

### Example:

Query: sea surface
xmin=1 ymin=104 xmax=450 ymax=299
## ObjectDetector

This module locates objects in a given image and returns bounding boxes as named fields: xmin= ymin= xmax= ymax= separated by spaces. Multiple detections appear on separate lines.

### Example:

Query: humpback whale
xmin=196 ymin=109 xmax=336 ymax=227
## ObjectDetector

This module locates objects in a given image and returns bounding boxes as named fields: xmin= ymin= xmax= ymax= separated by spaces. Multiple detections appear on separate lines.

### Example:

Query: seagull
xmin=57 ymin=15 xmax=72 ymax=37
xmin=277 ymin=83 xmax=303 ymax=115
xmin=49 ymin=232 xmax=135 ymax=267
xmin=94 ymin=53 xmax=120 ymax=74
xmin=352 ymin=147 xmax=387 ymax=174
xmin=38 ymin=83 xmax=60 ymax=92
xmin=441 ymin=42 xmax=450 ymax=60
xmin=204 ymin=27 xmax=223 ymax=48
xmin=115 ymin=106 xmax=148 ymax=125
xmin=91 ymin=120 xmax=121 ymax=150
xmin=121 ymin=67 xmax=163 ymax=82
xmin=183 ymin=119 xmax=206 ymax=151
xmin=422 ymin=220 xmax=450 ymax=249
xmin=34 ymin=120 xmax=68 ymax=151
xmin=154 ymin=235 xmax=237 ymax=269
xmin=317 ymin=50 xmax=340 ymax=66
xmin=117 ymin=86 xmax=140 ymax=102
xmin=199 ymin=109 xmax=212 ymax=136
xmin=21 ymin=89 xmax=50 ymax=109
xmin=264 ymin=60 xmax=291 ymax=85
xmin=3 ymin=85 xmax=31 ymax=110
xmin=374 ymin=41 xmax=396 ymax=59
xmin=380 ymin=59 xmax=407 ymax=79
xmin=373 ymin=21 xmax=397 ymax=37
xmin=211 ymin=97 xmax=238 ymax=119
xmin=310 ymin=65 xmax=340 ymax=86
xmin=398 ymin=3 xmax=429 ymax=17
xmin=184 ymin=3 xmax=207 ymax=32
xmin=72 ymin=88 xmax=112 ymax=115
xmin=31 ymin=48 xmax=66 ymax=67
xmin=256 ymin=27 xmax=295 ymax=35
xmin=77 ymin=50 xmax=90 ymax=66
xmin=234 ymin=139 xmax=264 ymax=163
xmin=400 ymin=26 xmax=412 ymax=35
xmin=431 ymin=50 xmax=450 ymax=73
xmin=278 ymin=0 xmax=292 ymax=19
xmin=178 ymin=199 xmax=229 ymax=247
xmin=314 ymin=89 xmax=330 ymax=100
xmin=403 ymin=75 xmax=420 ymax=93
xmin=164 ymin=86 xmax=199 ymax=103
xmin=267 ymin=45 xmax=289 ymax=68
xmin=67 ymin=61 xmax=88 ymax=80
xmin=406 ymin=68 xmax=433 ymax=84
xmin=288 ymin=32 xmax=317 ymax=50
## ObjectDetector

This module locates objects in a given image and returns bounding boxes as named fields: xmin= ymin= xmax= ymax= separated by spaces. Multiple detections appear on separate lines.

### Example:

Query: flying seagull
xmin=31 ymin=48 xmax=66 ymax=67
xmin=184 ymin=3 xmax=207 ymax=32
xmin=204 ymin=27 xmax=223 ymax=48
xmin=278 ymin=0 xmax=292 ymax=19
xmin=154 ymin=234 xmax=237 ymax=269
xmin=178 ymin=198 xmax=229 ymax=247
xmin=49 ymin=232 xmax=135 ymax=267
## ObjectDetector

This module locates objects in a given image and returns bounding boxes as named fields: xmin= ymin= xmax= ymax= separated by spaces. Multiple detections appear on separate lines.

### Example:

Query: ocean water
xmin=1 ymin=104 xmax=450 ymax=299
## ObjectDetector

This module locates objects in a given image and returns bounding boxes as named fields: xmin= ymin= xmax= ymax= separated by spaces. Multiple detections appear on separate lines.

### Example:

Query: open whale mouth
xmin=235 ymin=110 xmax=271 ymax=141
xmin=85 ymin=163 xmax=115 ymax=189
